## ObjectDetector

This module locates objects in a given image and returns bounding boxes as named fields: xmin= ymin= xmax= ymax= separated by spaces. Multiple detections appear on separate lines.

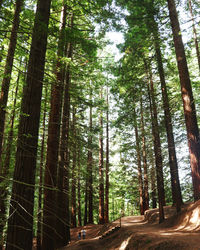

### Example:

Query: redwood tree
xmin=6 ymin=0 xmax=52 ymax=248
xmin=167 ymin=0 xmax=200 ymax=201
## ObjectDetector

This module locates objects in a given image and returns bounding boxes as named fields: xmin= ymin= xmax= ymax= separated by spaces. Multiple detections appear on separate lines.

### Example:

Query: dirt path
xmin=60 ymin=215 xmax=200 ymax=250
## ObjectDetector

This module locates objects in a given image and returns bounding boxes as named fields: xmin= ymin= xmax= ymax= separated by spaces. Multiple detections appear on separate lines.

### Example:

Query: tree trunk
xmin=71 ymin=107 xmax=77 ymax=228
xmin=42 ymin=4 xmax=67 ymax=249
xmin=147 ymin=66 xmax=165 ymax=223
xmin=84 ymin=177 xmax=88 ymax=225
xmin=99 ymin=88 xmax=104 ymax=224
xmin=0 ymin=62 xmax=20 ymax=249
xmin=188 ymin=0 xmax=200 ymax=72
xmin=6 ymin=0 xmax=52 ymax=249
xmin=105 ymin=87 xmax=109 ymax=223
xmin=133 ymin=107 xmax=144 ymax=215
xmin=167 ymin=0 xmax=200 ymax=201
xmin=151 ymin=16 xmax=182 ymax=211
xmin=88 ymin=97 xmax=93 ymax=224
xmin=77 ymin=148 xmax=82 ymax=227
xmin=0 ymin=0 xmax=23 ymax=167
xmin=57 ymin=41 xmax=73 ymax=245
xmin=140 ymin=98 xmax=149 ymax=212
xmin=37 ymin=86 xmax=47 ymax=250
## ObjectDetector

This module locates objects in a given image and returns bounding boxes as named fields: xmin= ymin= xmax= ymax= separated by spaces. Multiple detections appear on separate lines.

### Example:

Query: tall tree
xmin=37 ymin=86 xmax=47 ymax=250
xmin=133 ymin=106 xmax=144 ymax=215
xmin=6 ymin=0 xmax=52 ymax=249
xmin=150 ymin=14 xmax=182 ymax=211
xmin=105 ymin=87 xmax=110 ymax=223
xmin=99 ymin=88 xmax=104 ymax=224
xmin=57 ymin=40 xmax=73 ymax=245
xmin=0 ymin=0 xmax=23 ymax=166
xmin=42 ymin=3 xmax=67 ymax=248
xmin=140 ymin=98 xmax=149 ymax=212
xmin=147 ymin=67 xmax=165 ymax=223
xmin=71 ymin=107 xmax=77 ymax=228
xmin=88 ymin=92 xmax=94 ymax=224
xmin=167 ymin=0 xmax=200 ymax=201
xmin=0 ymin=61 xmax=20 ymax=249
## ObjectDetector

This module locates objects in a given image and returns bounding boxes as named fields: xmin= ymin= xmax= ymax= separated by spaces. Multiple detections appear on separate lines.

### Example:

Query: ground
xmin=59 ymin=201 xmax=200 ymax=250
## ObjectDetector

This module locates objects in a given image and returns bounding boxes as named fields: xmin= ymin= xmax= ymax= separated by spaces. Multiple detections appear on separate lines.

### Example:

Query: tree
xmin=42 ymin=3 xmax=67 ymax=248
xmin=105 ymin=86 xmax=110 ymax=223
xmin=167 ymin=0 xmax=200 ymax=201
xmin=98 ymin=87 xmax=104 ymax=224
xmin=147 ymin=66 xmax=165 ymax=223
xmin=0 ymin=0 xmax=23 ymax=166
xmin=6 ymin=0 xmax=52 ymax=248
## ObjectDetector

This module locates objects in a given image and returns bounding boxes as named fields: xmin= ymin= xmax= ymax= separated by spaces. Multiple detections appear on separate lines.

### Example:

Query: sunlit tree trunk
xmin=0 ymin=0 xmax=23 ymax=166
xmin=99 ymin=88 xmax=104 ymax=224
xmin=6 ymin=0 xmax=52 ymax=249
xmin=140 ymin=98 xmax=149 ymax=212
xmin=42 ymin=4 xmax=67 ymax=249
xmin=133 ymin=107 xmax=144 ymax=215
xmin=167 ymin=0 xmax=200 ymax=201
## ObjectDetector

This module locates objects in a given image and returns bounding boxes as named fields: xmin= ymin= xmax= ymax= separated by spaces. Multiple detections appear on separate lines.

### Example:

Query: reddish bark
xmin=147 ymin=68 xmax=165 ymax=223
xmin=150 ymin=16 xmax=182 ymax=211
xmin=6 ymin=0 xmax=52 ymax=249
xmin=133 ymin=107 xmax=144 ymax=215
xmin=167 ymin=0 xmax=200 ymax=201
xmin=140 ymin=98 xmax=149 ymax=212
xmin=99 ymin=88 xmax=104 ymax=224
xmin=88 ymin=100 xmax=94 ymax=224
xmin=42 ymin=4 xmax=67 ymax=249
xmin=105 ymin=88 xmax=109 ymax=223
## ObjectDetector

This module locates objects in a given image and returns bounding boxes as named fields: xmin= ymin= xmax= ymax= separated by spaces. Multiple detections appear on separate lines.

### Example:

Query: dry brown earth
xmin=58 ymin=201 xmax=200 ymax=250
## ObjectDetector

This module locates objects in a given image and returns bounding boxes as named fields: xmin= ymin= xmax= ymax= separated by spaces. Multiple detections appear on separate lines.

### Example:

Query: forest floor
xmin=59 ymin=200 xmax=200 ymax=250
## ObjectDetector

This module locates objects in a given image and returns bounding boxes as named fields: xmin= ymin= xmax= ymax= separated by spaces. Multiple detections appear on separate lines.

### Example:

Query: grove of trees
xmin=0 ymin=0 xmax=199 ymax=249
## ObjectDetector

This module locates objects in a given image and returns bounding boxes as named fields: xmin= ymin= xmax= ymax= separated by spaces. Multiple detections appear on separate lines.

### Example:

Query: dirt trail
xmin=60 ymin=203 xmax=200 ymax=250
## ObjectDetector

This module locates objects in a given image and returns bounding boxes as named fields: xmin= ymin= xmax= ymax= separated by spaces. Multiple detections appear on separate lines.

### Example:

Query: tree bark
xmin=105 ymin=87 xmax=109 ymax=223
xmin=88 ymin=96 xmax=93 ymax=224
xmin=0 ymin=61 xmax=20 ymax=249
xmin=147 ymin=66 xmax=165 ymax=223
xmin=6 ymin=0 xmax=52 ymax=249
xmin=42 ymin=4 xmax=67 ymax=249
xmin=77 ymin=148 xmax=82 ymax=227
xmin=151 ymin=16 xmax=182 ymax=211
xmin=140 ymin=98 xmax=149 ymax=212
xmin=57 ymin=41 xmax=73 ymax=245
xmin=99 ymin=88 xmax=104 ymax=224
xmin=167 ymin=0 xmax=200 ymax=201
xmin=71 ymin=107 xmax=77 ymax=228
xmin=37 ymin=86 xmax=47 ymax=250
xmin=0 ymin=0 xmax=23 ymax=167
xmin=133 ymin=107 xmax=144 ymax=215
